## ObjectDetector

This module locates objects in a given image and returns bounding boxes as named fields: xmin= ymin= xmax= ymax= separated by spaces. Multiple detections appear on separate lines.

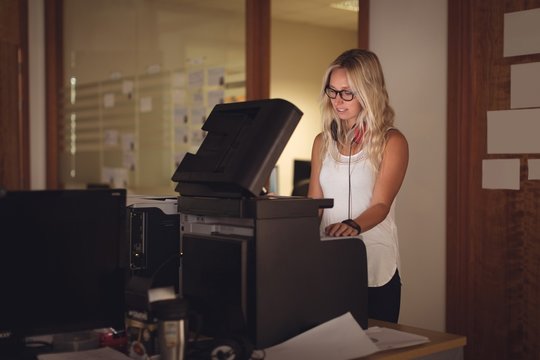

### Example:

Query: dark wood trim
xmin=45 ymin=0 xmax=63 ymax=189
xmin=446 ymin=0 xmax=472 ymax=336
xmin=19 ymin=0 xmax=30 ymax=189
xmin=358 ymin=0 xmax=369 ymax=49
xmin=0 ymin=0 xmax=29 ymax=190
xmin=246 ymin=0 xmax=270 ymax=100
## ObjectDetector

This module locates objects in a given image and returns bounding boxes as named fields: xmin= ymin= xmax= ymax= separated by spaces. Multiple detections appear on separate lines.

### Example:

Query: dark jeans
xmin=368 ymin=270 xmax=401 ymax=323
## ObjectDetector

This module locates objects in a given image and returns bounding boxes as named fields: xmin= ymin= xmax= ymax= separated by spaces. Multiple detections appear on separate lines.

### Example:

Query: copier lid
xmin=171 ymin=98 xmax=303 ymax=198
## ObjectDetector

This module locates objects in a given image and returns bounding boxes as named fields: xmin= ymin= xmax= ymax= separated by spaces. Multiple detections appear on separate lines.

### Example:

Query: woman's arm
xmin=307 ymin=133 xmax=325 ymax=216
xmin=307 ymin=133 xmax=324 ymax=199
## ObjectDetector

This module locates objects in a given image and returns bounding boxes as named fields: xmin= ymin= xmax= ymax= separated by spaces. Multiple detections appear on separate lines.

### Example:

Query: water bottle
xmin=153 ymin=298 xmax=189 ymax=360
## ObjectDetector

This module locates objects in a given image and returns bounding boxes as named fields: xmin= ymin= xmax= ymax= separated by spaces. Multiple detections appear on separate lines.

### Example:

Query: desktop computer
xmin=125 ymin=196 xmax=180 ymax=359
xmin=127 ymin=196 xmax=180 ymax=289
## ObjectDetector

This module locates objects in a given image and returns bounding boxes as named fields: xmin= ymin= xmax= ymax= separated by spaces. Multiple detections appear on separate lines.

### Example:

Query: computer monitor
xmin=171 ymin=98 xmax=303 ymax=198
xmin=292 ymin=159 xmax=311 ymax=196
xmin=293 ymin=159 xmax=311 ymax=187
xmin=0 ymin=189 xmax=128 ymax=353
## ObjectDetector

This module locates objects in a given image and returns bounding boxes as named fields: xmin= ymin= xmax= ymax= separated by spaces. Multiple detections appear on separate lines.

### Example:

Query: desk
xmin=361 ymin=320 xmax=467 ymax=360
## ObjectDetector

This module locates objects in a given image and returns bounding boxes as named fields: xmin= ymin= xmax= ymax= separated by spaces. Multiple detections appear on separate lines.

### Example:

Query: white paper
xmin=528 ymin=159 xmax=540 ymax=180
xmin=103 ymin=129 xmax=119 ymax=146
xmin=175 ymin=127 xmax=190 ymax=144
xmin=191 ymin=91 xmax=204 ymax=106
xmin=511 ymin=62 xmax=540 ymax=109
xmin=191 ymin=106 xmax=206 ymax=125
xmin=121 ymin=133 xmax=135 ymax=152
xmin=487 ymin=109 xmax=540 ymax=154
xmin=263 ymin=312 xmax=379 ymax=360
xmin=38 ymin=346 xmax=131 ymax=360
xmin=504 ymin=8 xmax=540 ymax=57
xmin=320 ymin=229 xmax=362 ymax=241
xmin=122 ymin=152 xmax=136 ymax=172
xmin=174 ymin=106 xmax=189 ymax=126
xmin=140 ymin=97 xmax=153 ymax=113
xmin=122 ymin=80 xmax=134 ymax=95
xmin=482 ymin=159 xmax=520 ymax=190
xmin=103 ymin=93 xmax=115 ymax=108
xmin=321 ymin=234 xmax=362 ymax=241
xmin=172 ymin=72 xmax=186 ymax=87
xmin=188 ymin=69 xmax=204 ymax=88
xmin=146 ymin=64 xmax=161 ymax=74
xmin=207 ymin=67 xmax=225 ymax=86
xmin=101 ymin=167 xmax=129 ymax=188
xmin=207 ymin=89 xmax=224 ymax=109
xmin=148 ymin=286 xmax=176 ymax=303
xmin=365 ymin=326 xmax=429 ymax=351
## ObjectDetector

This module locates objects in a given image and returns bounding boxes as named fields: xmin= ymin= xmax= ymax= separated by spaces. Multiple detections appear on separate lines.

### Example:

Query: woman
xmin=308 ymin=49 xmax=408 ymax=323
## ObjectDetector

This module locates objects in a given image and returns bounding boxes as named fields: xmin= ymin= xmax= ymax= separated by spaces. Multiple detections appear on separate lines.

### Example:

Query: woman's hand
xmin=324 ymin=221 xmax=360 ymax=237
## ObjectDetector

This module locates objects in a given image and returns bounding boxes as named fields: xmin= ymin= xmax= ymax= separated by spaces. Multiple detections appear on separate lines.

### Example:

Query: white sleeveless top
xmin=319 ymin=146 xmax=400 ymax=287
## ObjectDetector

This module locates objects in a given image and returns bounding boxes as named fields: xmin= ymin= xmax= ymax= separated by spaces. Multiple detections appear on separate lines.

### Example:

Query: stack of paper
xmin=264 ymin=312 xmax=429 ymax=360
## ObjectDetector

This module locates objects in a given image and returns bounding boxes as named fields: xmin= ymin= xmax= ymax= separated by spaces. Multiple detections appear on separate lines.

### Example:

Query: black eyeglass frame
xmin=324 ymin=86 xmax=356 ymax=101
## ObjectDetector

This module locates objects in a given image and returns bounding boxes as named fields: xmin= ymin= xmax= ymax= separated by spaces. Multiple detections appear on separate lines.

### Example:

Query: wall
xmin=29 ymin=0 xmax=46 ymax=190
xmin=271 ymin=1 xmax=448 ymax=332
xmin=371 ymin=0 xmax=447 ymax=331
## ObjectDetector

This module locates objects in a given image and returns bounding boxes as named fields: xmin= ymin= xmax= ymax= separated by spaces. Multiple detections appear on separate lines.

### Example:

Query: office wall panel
xmin=448 ymin=1 xmax=540 ymax=359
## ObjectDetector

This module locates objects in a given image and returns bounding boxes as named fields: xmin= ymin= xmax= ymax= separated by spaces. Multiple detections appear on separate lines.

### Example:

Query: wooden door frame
xmin=446 ymin=0 xmax=473 ymax=332
xmin=45 ymin=0 xmax=62 ymax=189
xmin=0 ymin=0 xmax=30 ymax=190
xmin=358 ymin=0 xmax=369 ymax=49
xmin=246 ymin=0 xmax=270 ymax=100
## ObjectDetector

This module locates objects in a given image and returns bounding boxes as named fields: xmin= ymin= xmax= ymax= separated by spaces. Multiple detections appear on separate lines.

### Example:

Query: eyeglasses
xmin=324 ymin=87 xmax=355 ymax=101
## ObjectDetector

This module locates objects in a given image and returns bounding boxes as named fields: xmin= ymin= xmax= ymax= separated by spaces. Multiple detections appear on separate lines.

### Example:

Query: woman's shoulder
xmin=384 ymin=128 xmax=409 ymax=155
xmin=386 ymin=128 xmax=407 ymax=144
xmin=311 ymin=132 xmax=328 ymax=163
xmin=313 ymin=132 xmax=324 ymax=148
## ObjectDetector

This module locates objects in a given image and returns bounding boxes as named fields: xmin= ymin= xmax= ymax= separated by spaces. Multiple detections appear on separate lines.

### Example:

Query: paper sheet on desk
xmin=365 ymin=326 xmax=429 ymax=350
xmin=38 ymin=347 xmax=131 ymax=360
xmin=320 ymin=229 xmax=362 ymax=241
xmin=263 ymin=312 xmax=379 ymax=360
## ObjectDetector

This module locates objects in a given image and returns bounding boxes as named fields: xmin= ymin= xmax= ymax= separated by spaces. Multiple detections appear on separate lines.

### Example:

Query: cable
xmin=149 ymin=252 xmax=181 ymax=288
xmin=348 ymin=142 xmax=353 ymax=220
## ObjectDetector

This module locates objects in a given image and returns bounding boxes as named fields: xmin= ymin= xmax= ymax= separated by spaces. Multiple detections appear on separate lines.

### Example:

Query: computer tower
xmin=127 ymin=197 xmax=180 ymax=290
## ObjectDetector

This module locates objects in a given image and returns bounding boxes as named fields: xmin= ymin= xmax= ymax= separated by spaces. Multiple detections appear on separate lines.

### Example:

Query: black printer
xmin=171 ymin=98 xmax=368 ymax=349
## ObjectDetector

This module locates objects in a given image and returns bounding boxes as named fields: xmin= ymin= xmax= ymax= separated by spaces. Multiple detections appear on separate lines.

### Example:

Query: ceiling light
xmin=330 ymin=0 xmax=359 ymax=12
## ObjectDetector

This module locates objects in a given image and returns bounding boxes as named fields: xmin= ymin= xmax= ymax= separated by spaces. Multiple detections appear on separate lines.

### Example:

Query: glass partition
xmin=60 ymin=0 xmax=245 ymax=195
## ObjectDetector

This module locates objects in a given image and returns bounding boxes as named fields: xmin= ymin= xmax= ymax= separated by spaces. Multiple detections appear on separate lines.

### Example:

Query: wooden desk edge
xmin=362 ymin=319 xmax=467 ymax=359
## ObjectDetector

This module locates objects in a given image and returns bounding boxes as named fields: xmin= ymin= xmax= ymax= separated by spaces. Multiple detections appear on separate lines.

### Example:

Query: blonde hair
xmin=319 ymin=49 xmax=395 ymax=171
